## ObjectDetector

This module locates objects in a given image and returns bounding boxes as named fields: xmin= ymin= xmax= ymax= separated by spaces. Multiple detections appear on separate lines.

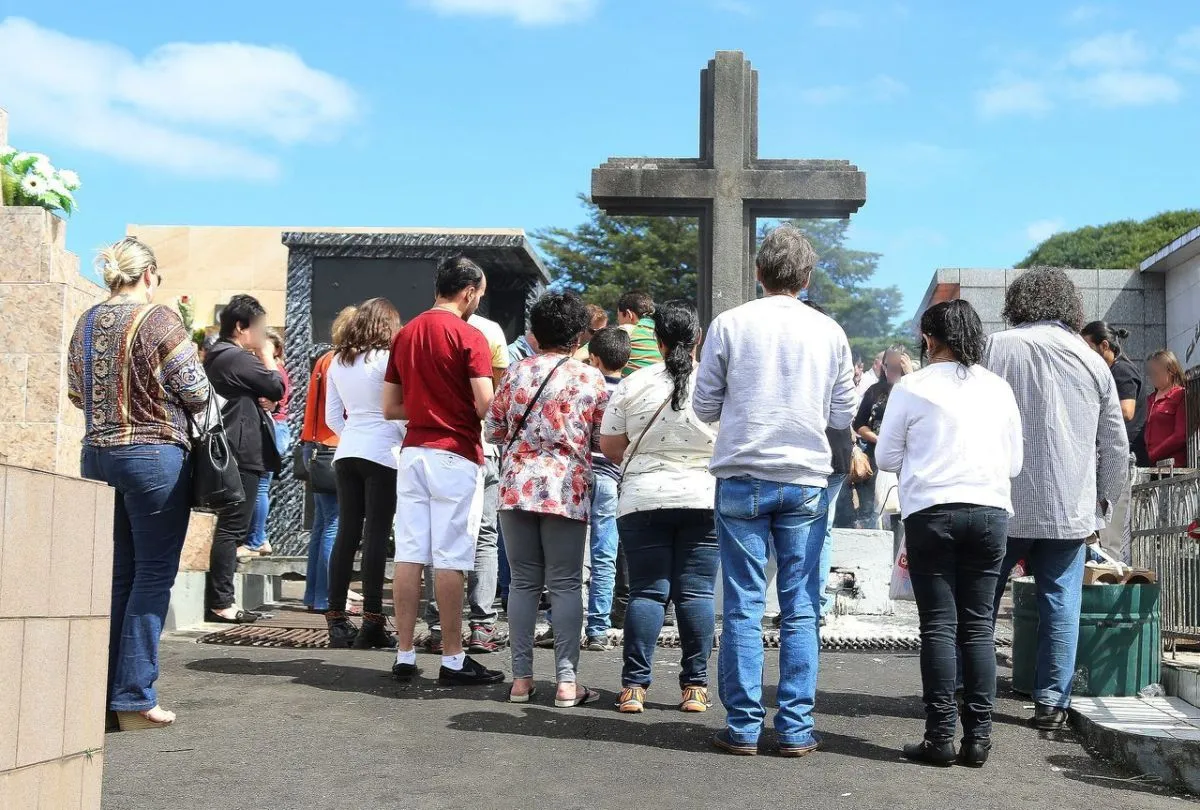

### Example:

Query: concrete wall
xmin=0 ymin=465 xmax=113 ymax=808
xmin=1163 ymin=251 xmax=1200 ymax=368
xmin=921 ymin=267 xmax=1167 ymax=362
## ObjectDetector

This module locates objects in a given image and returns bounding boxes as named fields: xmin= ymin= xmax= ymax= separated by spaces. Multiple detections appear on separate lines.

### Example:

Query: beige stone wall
xmin=0 ymin=465 xmax=113 ymax=808
xmin=126 ymin=225 xmax=289 ymax=330
xmin=0 ymin=208 xmax=104 ymax=475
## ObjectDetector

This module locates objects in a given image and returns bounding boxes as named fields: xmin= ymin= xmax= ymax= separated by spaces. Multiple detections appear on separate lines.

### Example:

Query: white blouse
xmin=600 ymin=364 xmax=718 ymax=518
xmin=325 ymin=350 xmax=405 ymax=470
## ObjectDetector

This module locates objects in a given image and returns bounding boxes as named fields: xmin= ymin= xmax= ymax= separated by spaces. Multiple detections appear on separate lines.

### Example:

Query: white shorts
xmin=394 ymin=447 xmax=484 ymax=571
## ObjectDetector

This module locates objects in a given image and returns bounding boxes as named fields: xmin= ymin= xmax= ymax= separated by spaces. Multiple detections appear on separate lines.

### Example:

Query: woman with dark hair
xmin=487 ymin=291 xmax=609 ymax=707
xmin=599 ymin=300 xmax=720 ymax=714
xmin=1145 ymin=349 xmax=1188 ymax=468
xmin=324 ymin=298 xmax=404 ymax=649
xmin=876 ymin=299 xmax=1023 ymax=767
xmin=853 ymin=344 xmax=913 ymax=526
xmin=1082 ymin=321 xmax=1149 ymax=466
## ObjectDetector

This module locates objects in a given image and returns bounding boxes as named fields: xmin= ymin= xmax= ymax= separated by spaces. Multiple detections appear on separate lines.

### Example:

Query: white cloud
xmin=1064 ymin=5 xmax=1105 ymax=25
xmin=1026 ymin=218 xmax=1065 ymax=244
xmin=800 ymin=74 xmax=907 ymax=105
xmin=1173 ymin=26 xmax=1200 ymax=72
xmin=1072 ymin=70 xmax=1182 ymax=106
xmin=978 ymin=78 xmax=1053 ymax=117
xmin=0 ymin=17 xmax=359 ymax=179
xmin=813 ymin=9 xmax=862 ymax=28
xmin=413 ymin=0 xmax=596 ymax=24
xmin=1066 ymin=31 xmax=1147 ymax=69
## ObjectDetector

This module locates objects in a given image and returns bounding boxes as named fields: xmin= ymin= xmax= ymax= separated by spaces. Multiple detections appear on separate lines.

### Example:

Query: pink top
xmin=486 ymin=354 xmax=609 ymax=522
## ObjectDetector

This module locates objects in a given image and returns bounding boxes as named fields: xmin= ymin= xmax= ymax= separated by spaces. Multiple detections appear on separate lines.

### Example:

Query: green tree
xmin=535 ymin=197 xmax=908 ymax=360
xmin=1018 ymin=209 xmax=1200 ymax=269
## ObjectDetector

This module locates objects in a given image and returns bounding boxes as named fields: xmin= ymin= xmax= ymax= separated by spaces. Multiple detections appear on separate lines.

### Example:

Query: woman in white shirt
xmin=323 ymin=298 xmax=405 ymax=651
xmin=876 ymin=299 xmax=1023 ymax=769
xmin=600 ymin=300 xmax=719 ymax=715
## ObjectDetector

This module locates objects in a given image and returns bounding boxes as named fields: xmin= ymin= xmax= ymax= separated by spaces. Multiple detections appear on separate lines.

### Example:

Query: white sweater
xmin=875 ymin=362 xmax=1024 ymax=519
xmin=325 ymin=350 xmax=406 ymax=470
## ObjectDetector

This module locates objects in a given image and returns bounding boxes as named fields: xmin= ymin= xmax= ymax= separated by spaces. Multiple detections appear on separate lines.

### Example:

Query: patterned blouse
xmin=68 ymin=301 xmax=210 ymax=449
xmin=486 ymin=353 xmax=609 ymax=522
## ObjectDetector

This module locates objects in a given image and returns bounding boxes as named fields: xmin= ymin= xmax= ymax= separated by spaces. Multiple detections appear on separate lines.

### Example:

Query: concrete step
xmin=1071 ymin=695 xmax=1200 ymax=794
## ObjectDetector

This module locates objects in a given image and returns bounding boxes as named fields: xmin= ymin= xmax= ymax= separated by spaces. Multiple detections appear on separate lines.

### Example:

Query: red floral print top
xmin=486 ymin=353 xmax=609 ymax=522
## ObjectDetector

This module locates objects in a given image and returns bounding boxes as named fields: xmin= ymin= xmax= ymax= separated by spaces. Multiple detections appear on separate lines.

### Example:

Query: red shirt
xmin=385 ymin=308 xmax=493 ymax=464
xmin=1145 ymin=385 xmax=1188 ymax=468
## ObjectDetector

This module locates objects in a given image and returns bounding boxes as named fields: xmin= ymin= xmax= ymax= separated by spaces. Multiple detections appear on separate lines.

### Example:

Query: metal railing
xmin=1130 ymin=468 xmax=1200 ymax=650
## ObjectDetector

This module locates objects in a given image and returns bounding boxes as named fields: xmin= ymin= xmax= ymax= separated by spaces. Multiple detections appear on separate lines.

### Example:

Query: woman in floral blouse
xmin=486 ymin=291 xmax=609 ymax=707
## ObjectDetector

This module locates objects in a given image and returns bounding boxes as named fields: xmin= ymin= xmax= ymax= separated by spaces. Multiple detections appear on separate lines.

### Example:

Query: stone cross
xmin=591 ymin=51 xmax=866 ymax=323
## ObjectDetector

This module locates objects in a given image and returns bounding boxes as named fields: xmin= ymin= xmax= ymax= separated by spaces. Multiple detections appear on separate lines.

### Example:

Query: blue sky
xmin=1 ymin=0 xmax=1198 ymax=319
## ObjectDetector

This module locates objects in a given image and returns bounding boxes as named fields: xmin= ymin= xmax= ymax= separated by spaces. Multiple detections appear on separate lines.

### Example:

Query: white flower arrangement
xmin=0 ymin=147 xmax=81 ymax=214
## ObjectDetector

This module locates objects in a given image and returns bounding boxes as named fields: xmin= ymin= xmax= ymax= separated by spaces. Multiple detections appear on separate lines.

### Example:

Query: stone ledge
xmin=1070 ymin=695 xmax=1200 ymax=794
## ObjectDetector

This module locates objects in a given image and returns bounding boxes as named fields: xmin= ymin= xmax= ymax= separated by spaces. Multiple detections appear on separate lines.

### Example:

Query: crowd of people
xmin=68 ymin=228 xmax=1190 ymax=764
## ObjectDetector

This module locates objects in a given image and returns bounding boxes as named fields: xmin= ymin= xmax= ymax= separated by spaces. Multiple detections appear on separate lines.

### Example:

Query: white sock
xmin=442 ymin=652 xmax=466 ymax=671
xmin=395 ymin=648 xmax=416 ymax=666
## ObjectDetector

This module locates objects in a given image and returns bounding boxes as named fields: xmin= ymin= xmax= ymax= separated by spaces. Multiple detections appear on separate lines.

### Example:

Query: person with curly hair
xmin=984 ymin=267 xmax=1128 ymax=732
xmin=877 ymin=300 xmax=1023 ymax=767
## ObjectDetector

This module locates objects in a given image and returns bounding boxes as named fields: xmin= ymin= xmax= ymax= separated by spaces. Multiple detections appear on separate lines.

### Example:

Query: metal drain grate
xmin=200 ymin=625 xmax=331 ymax=649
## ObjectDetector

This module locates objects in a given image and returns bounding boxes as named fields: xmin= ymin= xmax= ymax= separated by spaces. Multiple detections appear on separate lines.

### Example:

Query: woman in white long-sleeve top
xmin=876 ymin=299 xmax=1023 ymax=769
xmin=323 ymin=298 xmax=405 ymax=650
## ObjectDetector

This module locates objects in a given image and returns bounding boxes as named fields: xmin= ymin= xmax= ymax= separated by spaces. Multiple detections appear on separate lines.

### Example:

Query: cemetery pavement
xmin=102 ymin=640 xmax=1188 ymax=809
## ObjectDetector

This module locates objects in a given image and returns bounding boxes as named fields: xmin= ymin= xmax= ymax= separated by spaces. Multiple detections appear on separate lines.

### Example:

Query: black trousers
xmin=904 ymin=503 xmax=1007 ymax=743
xmin=327 ymin=457 xmax=397 ymax=615
xmin=206 ymin=469 xmax=262 ymax=610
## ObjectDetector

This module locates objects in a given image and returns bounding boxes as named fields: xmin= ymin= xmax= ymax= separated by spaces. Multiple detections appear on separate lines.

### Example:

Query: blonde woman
xmin=68 ymin=237 xmax=210 ymax=730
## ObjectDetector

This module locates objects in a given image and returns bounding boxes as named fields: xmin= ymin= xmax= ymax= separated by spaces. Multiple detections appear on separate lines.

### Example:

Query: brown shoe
xmin=680 ymin=685 xmax=710 ymax=713
xmin=712 ymin=729 xmax=758 ymax=756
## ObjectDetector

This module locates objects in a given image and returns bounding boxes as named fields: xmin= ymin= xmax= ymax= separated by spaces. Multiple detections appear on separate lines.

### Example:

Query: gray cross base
xmin=591 ymin=51 xmax=867 ymax=324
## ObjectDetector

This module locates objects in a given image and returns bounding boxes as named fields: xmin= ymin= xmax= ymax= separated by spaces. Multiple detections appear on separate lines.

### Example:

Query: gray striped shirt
xmin=983 ymin=322 xmax=1129 ymax=540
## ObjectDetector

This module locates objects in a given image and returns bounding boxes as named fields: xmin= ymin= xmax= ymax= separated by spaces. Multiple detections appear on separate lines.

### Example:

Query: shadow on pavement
xmin=1045 ymin=753 xmax=1177 ymax=798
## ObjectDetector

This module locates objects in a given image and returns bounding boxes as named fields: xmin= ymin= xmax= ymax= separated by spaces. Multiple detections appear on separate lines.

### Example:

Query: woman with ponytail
xmin=875 ymin=299 xmax=1023 ymax=768
xmin=1081 ymin=321 xmax=1149 ymax=466
xmin=599 ymin=300 xmax=720 ymax=715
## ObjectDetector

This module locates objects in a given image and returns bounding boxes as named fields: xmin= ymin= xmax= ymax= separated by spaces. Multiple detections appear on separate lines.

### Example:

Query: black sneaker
xmin=391 ymin=661 xmax=419 ymax=681
xmin=468 ymin=624 xmax=504 ymax=654
xmin=902 ymin=740 xmax=956 ymax=767
xmin=327 ymin=617 xmax=358 ymax=649
xmin=583 ymin=634 xmax=609 ymax=652
xmin=439 ymin=655 xmax=504 ymax=686
xmin=712 ymin=729 xmax=758 ymax=756
xmin=353 ymin=616 xmax=397 ymax=650
xmin=423 ymin=630 xmax=443 ymax=655
xmin=1031 ymin=704 xmax=1068 ymax=731
xmin=534 ymin=628 xmax=556 ymax=648
xmin=958 ymin=739 xmax=991 ymax=768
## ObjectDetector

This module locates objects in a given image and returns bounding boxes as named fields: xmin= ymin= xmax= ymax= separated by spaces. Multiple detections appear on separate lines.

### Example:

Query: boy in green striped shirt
xmin=616 ymin=291 xmax=662 ymax=377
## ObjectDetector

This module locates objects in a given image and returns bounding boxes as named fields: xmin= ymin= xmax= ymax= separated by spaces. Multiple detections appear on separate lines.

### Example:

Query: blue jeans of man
xmin=82 ymin=444 xmax=191 ymax=712
xmin=818 ymin=473 xmax=846 ymax=617
xmin=586 ymin=473 xmax=620 ymax=638
xmin=304 ymin=491 xmax=339 ymax=611
xmin=620 ymin=508 xmax=719 ymax=687
xmin=716 ymin=477 xmax=828 ymax=748
xmin=246 ymin=421 xmax=290 ymax=550
xmin=993 ymin=536 xmax=1087 ymax=709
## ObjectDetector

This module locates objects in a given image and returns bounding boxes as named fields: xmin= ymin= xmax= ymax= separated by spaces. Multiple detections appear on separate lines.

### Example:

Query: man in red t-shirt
xmin=382 ymin=256 xmax=504 ymax=686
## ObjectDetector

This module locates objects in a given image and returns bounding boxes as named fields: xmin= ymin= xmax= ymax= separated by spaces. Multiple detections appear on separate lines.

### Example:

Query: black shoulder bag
xmin=181 ymin=392 xmax=247 ymax=511
xmin=504 ymin=356 xmax=571 ymax=453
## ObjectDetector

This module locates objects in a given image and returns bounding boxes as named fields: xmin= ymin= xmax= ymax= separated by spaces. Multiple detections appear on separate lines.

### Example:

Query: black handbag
xmin=183 ymin=394 xmax=246 ymax=510
xmin=308 ymin=444 xmax=338 ymax=494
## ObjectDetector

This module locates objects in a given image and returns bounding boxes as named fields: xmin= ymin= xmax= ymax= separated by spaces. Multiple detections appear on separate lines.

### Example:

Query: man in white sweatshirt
xmin=694 ymin=224 xmax=856 ymax=757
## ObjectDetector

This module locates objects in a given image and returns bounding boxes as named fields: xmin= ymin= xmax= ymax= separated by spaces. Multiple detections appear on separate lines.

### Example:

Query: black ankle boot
xmin=902 ymin=740 xmax=956 ymax=767
xmin=353 ymin=613 xmax=397 ymax=650
xmin=958 ymin=739 xmax=991 ymax=768
xmin=326 ymin=613 xmax=358 ymax=649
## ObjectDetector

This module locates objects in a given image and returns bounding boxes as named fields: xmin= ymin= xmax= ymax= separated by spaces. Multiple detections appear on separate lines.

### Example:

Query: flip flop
xmin=555 ymin=686 xmax=600 ymax=708
xmin=508 ymin=686 xmax=538 ymax=704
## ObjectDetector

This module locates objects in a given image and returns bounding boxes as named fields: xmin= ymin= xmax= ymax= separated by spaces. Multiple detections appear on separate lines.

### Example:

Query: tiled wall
xmin=0 ymin=465 xmax=113 ymax=808
xmin=0 ymin=207 xmax=104 ymax=475
xmin=929 ymin=267 xmax=1168 ymax=362
xmin=1164 ymin=253 xmax=1200 ymax=369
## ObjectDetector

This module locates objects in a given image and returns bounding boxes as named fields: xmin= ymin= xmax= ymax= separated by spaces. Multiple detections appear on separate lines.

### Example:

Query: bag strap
xmin=620 ymin=390 xmax=673 ymax=477
xmin=505 ymin=356 xmax=571 ymax=453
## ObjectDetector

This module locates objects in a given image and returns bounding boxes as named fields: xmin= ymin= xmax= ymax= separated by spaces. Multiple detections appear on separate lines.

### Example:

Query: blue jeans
xmin=994 ymin=537 xmax=1087 ymax=709
xmin=586 ymin=474 xmax=620 ymax=638
xmin=620 ymin=508 xmax=719 ymax=687
xmin=246 ymin=421 xmax=289 ymax=550
xmin=818 ymin=473 xmax=846 ymax=617
xmin=716 ymin=477 xmax=827 ymax=748
xmin=81 ymin=444 xmax=191 ymax=712
xmin=304 ymin=491 xmax=339 ymax=610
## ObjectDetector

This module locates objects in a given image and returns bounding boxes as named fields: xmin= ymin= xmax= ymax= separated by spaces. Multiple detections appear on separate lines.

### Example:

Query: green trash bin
xmin=1011 ymin=576 xmax=1161 ymax=697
